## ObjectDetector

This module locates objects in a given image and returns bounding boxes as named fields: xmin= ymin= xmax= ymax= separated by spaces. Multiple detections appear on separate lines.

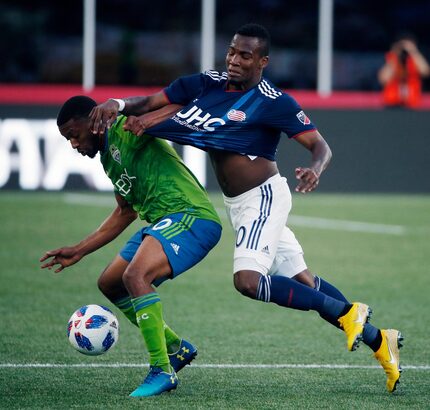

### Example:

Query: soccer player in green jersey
xmin=40 ymin=96 xmax=222 ymax=397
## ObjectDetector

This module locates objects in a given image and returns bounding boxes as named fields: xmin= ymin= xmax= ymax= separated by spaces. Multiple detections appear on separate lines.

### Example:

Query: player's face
xmin=59 ymin=118 xmax=101 ymax=158
xmin=226 ymin=34 xmax=269 ymax=90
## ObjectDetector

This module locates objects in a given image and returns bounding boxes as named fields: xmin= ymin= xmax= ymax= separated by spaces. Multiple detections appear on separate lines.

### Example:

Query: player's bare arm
xmin=401 ymin=39 xmax=430 ymax=77
xmin=124 ymin=104 xmax=183 ymax=136
xmin=89 ymin=91 xmax=170 ymax=135
xmin=294 ymin=130 xmax=332 ymax=193
xmin=40 ymin=194 xmax=137 ymax=272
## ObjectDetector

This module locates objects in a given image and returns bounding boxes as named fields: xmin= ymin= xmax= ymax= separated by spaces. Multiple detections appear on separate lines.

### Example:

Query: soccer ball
xmin=67 ymin=304 xmax=119 ymax=356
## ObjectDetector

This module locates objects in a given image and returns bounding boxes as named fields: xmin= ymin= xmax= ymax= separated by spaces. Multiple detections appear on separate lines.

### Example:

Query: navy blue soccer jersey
xmin=147 ymin=70 xmax=316 ymax=160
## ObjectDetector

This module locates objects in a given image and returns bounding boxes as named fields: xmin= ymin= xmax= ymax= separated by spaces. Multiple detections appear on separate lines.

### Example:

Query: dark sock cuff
xmin=339 ymin=303 xmax=353 ymax=318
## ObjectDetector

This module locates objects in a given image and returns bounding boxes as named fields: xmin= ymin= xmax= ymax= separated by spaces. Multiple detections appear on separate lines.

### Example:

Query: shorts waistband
xmin=223 ymin=173 xmax=287 ymax=205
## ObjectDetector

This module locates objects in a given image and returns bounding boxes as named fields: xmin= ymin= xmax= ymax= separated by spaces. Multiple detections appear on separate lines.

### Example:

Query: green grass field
xmin=1 ymin=191 xmax=429 ymax=409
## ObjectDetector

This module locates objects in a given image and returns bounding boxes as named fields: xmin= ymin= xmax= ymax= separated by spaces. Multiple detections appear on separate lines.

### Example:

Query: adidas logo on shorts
xmin=261 ymin=245 xmax=270 ymax=255
xmin=170 ymin=243 xmax=180 ymax=255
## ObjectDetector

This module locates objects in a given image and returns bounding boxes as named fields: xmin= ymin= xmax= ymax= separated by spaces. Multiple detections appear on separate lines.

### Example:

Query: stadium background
xmin=0 ymin=0 xmax=429 ymax=193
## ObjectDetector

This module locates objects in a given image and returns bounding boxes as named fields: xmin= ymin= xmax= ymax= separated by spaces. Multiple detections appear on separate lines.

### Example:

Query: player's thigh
xmin=225 ymin=174 xmax=291 ymax=274
xmin=123 ymin=214 xmax=221 ymax=286
xmin=268 ymin=226 xmax=307 ymax=278
xmin=144 ymin=213 xmax=222 ymax=285
xmin=127 ymin=234 xmax=172 ymax=284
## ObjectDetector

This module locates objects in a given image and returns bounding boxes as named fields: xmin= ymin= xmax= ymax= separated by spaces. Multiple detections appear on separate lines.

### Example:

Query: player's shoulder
xmin=203 ymin=70 xmax=228 ymax=84
xmin=107 ymin=116 xmax=122 ymax=140
xmin=258 ymin=78 xmax=301 ymax=107
xmin=109 ymin=115 xmax=149 ymax=147
xmin=108 ymin=116 xmax=129 ymax=140
xmin=257 ymin=78 xmax=284 ymax=100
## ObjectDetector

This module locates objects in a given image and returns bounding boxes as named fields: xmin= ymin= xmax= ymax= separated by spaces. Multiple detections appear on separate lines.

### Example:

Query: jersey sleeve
xmin=265 ymin=93 xmax=316 ymax=138
xmin=163 ymin=73 xmax=206 ymax=105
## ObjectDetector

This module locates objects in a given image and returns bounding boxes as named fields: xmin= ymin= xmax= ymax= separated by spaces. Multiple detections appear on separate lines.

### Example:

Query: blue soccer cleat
xmin=129 ymin=366 xmax=178 ymax=397
xmin=169 ymin=339 xmax=198 ymax=372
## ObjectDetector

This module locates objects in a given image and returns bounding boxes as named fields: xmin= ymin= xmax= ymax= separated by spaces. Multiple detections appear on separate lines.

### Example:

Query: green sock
xmin=163 ymin=321 xmax=181 ymax=354
xmin=114 ymin=296 xmax=182 ymax=353
xmin=132 ymin=293 xmax=170 ymax=372
xmin=113 ymin=296 xmax=137 ymax=326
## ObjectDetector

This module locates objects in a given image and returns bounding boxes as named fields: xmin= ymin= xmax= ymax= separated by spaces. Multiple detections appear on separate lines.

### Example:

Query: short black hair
xmin=394 ymin=31 xmax=417 ymax=44
xmin=235 ymin=23 xmax=271 ymax=56
xmin=57 ymin=95 xmax=97 ymax=127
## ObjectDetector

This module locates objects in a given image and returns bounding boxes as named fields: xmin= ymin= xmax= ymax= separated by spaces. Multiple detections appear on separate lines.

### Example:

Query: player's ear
xmin=259 ymin=56 xmax=269 ymax=69
xmin=84 ymin=117 xmax=94 ymax=134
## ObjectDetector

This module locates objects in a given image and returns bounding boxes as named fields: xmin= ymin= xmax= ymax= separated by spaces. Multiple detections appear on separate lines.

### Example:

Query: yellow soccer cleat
xmin=374 ymin=329 xmax=404 ymax=393
xmin=338 ymin=302 xmax=372 ymax=351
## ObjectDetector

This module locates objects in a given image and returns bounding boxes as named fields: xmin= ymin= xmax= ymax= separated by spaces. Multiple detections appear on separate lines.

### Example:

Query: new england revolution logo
xmin=227 ymin=109 xmax=246 ymax=122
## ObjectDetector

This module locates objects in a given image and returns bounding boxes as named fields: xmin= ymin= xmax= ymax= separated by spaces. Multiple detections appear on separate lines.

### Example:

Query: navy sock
xmin=363 ymin=324 xmax=382 ymax=352
xmin=257 ymin=275 xmax=347 ymax=322
xmin=315 ymin=276 xmax=381 ymax=350
xmin=315 ymin=276 xmax=349 ymax=329
xmin=315 ymin=276 xmax=349 ymax=303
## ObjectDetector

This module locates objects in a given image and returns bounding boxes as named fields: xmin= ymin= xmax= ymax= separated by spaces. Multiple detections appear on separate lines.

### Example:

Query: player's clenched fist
xmin=123 ymin=116 xmax=146 ymax=136
xmin=294 ymin=167 xmax=320 ymax=193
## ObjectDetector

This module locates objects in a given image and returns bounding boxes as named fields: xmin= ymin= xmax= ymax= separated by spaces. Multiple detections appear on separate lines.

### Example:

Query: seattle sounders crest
xmin=109 ymin=145 xmax=121 ymax=164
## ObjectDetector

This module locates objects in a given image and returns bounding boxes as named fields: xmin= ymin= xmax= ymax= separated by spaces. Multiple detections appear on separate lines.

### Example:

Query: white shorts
xmin=223 ymin=173 xmax=307 ymax=278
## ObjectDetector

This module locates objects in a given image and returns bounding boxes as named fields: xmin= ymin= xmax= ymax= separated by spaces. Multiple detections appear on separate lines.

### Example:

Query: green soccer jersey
xmin=100 ymin=116 xmax=220 ymax=225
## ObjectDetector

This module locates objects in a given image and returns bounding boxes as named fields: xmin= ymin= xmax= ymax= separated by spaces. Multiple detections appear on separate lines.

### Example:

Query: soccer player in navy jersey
xmin=90 ymin=23 xmax=403 ymax=393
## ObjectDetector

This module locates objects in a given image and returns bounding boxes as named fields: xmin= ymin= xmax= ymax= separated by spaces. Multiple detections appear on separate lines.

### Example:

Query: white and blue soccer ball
xmin=67 ymin=304 xmax=119 ymax=356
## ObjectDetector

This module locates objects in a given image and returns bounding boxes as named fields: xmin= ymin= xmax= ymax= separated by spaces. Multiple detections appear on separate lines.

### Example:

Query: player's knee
xmin=122 ymin=265 xmax=141 ymax=288
xmin=292 ymin=269 xmax=315 ymax=288
xmin=122 ymin=264 xmax=156 ymax=289
xmin=97 ymin=275 xmax=108 ymax=296
xmin=233 ymin=270 xmax=260 ymax=298
xmin=97 ymin=273 xmax=116 ymax=300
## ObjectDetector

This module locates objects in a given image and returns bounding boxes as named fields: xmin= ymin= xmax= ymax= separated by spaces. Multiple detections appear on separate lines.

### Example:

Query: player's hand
xmin=39 ymin=246 xmax=83 ymax=273
xmin=400 ymin=39 xmax=418 ymax=54
xmin=294 ymin=167 xmax=320 ymax=193
xmin=123 ymin=116 xmax=146 ymax=136
xmin=89 ymin=99 xmax=121 ymax=135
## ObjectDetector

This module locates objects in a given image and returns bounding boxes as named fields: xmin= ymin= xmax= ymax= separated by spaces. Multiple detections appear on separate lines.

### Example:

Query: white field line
xmin=287 ymin=215 xmax=405 ymax=235
xmin=1 ymin=363 xmax=429 ymax=370
xmin=63 ymin=194 xmax=406 ymax=236
xmin=63 ymin=193 xmax=115 ymax=207
xmin=218 ymin=207 xmax=405 ymax=235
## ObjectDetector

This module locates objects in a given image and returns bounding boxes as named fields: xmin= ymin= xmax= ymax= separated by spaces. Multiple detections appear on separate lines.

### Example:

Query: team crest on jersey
xmin=109 ymin=144 xmax=121 ymax=164
xmin=296 ymin=110 xmax=311 ymax=125
xmin=227 ymin=109 xmax=246 ymax=122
